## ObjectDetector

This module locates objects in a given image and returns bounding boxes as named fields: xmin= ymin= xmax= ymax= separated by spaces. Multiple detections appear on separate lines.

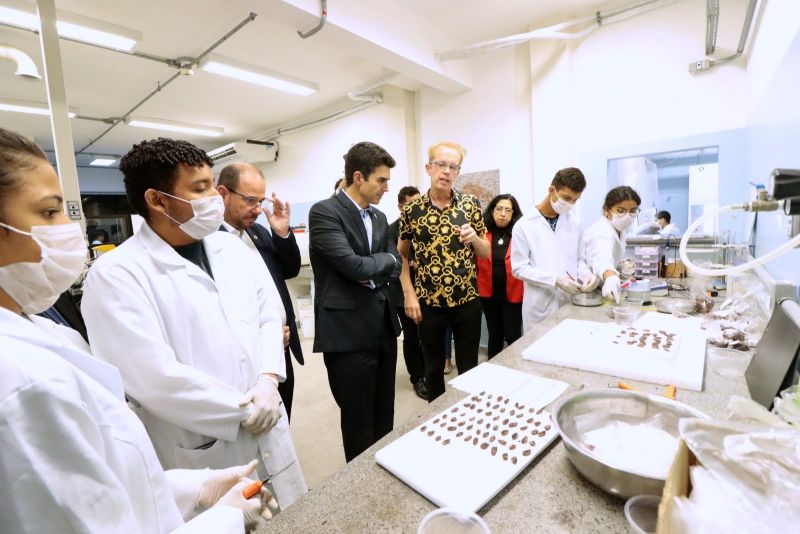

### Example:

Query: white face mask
xmin=610 ymin=212 xmax=636 ymax=232
xmin=551 ymin=192 xmax=573 ymax=215
xmin=158 ymin=191 xmax=224 ymax=240
xmin=0 ymin=222 xmax=88 ymax=314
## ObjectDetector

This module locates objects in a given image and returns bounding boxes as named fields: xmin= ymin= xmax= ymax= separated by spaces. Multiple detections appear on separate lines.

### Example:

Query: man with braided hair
xmin=82 ymin=137 xmax=307 ymax=512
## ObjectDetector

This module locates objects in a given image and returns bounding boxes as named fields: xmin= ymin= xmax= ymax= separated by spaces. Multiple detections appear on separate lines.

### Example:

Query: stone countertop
xmin=261 ymin=302 xmax=750 ymax=533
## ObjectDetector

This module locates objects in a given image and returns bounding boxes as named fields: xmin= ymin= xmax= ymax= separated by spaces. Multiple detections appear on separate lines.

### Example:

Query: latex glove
xmin=282 ymin=326 xmax=290 ymax=348
xmin=579 ymin=273 xmax=601 ymax=293
xmin=555 ymin=275 xmax=580 ymax=295
xmin=617 ymin=259 xmax=635 ymax=278
xmin=215 ymin=479 xmax=276 ymax=529
xmin=240 ymin=376 xmax=281 ymax=434
xmin=197 ymin=460 xmax=258 ymax=509
xmin=602 ymin=275 xmax=621 ymax=304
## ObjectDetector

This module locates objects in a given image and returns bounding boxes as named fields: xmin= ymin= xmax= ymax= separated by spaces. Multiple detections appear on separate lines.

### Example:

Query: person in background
xmin=581 ymin=185 xmax=642 ymax=304
xmin=387 ymin=185 xmax=427 ymax=400
xmin=399 ymin=141 xmax=490 ymax=401
xmin=0 ymin=127 xmax=274 ymax=532
xmin=511 ymin=167 xmax=596 ymax=333
xmin=656 ymin=210 xmax=681 ymax=236
xmin=308 ymin=141 xmax=401 ymax=462
xmin=90 ymin=228 xmax=108 ymax=246
xmin=218 ymin=162 xmax=304 ymax=420
xmin=333 ymin=177 xmax=345 ymax=194
xmin=477 ymin=194 xmax=524 ymax=357
xmin=81 ymin=138 xmax=307 ymax=510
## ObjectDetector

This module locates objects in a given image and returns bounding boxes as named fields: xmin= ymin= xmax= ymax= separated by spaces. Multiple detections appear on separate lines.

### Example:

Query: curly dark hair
xmin=0 ymin=128 xmax=48 ymax=220
xmin=483 ymin=194 xmax=523 ymax=234
xmin=120 ymin=137 xmax=213 ymax=221
xmin=551 ymin=167 xmax=586 ymax=193
xmin=343 ymin=142 xmax=395 ymax=186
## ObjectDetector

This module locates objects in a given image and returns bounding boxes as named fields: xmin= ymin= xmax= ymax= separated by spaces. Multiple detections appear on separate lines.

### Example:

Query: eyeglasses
xmin=228 ymin=187 xmax=268 ymax=208
xmin=431 ymin=161 xmax=461 ymax=173
xmin=493 ymin=206 xmax=513 ymax=214
xmin=611 ymin=207 xmax=641 ymax=215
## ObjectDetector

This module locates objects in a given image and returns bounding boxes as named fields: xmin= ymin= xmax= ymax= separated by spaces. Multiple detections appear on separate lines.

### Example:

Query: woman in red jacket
xmin=477 ymin=194 xmax=524 ymax=358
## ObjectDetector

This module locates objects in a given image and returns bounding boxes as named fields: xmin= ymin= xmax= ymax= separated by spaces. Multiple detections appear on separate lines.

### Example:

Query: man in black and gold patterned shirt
xmin=398 ymin=141 xmax=490 ymax=401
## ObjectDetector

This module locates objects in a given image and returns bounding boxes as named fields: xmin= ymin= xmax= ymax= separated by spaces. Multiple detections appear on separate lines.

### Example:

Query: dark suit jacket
xmin=222 ymin=223 xmax=304 ymax=364
xmin=309 ymin=192 xmax=401 ymax=353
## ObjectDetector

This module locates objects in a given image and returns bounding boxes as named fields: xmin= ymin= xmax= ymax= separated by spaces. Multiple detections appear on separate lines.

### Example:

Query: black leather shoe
xmin=413 ymin=378 xmax=429 ymax=401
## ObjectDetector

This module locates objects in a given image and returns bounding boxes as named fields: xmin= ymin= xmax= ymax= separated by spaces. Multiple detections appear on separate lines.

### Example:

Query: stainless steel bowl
xmin=552 ymin=389 xmax=708 ymax=499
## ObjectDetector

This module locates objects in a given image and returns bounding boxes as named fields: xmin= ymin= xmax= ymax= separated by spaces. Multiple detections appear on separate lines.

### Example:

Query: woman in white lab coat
xmin=0 ymin=128 xmax=271 ymax=533
xmin=581 ymin=186 xmax=642 ymax=304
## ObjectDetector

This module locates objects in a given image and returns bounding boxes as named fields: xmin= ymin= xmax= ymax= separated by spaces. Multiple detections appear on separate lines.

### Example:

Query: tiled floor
xmin=288 ymin=337 xmax=429 ymax=489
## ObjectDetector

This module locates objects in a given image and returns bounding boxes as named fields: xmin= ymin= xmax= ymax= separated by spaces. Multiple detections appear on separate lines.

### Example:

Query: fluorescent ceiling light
xmin=0 ymin=98 xmax=77 ymax=118
xmin=90 ymin=158 xmax=116 ymax=166
xmin=202 ymin=56 xmax=318 ymax=96
xmin=0 ymin=4 xmax=140 ymax=51
xmin=126 ymin=117 xmax=224 ymax=138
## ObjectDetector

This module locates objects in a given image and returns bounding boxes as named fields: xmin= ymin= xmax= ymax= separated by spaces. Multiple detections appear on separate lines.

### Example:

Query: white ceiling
xmin=0 ymin=0 xmax=625 ymax=162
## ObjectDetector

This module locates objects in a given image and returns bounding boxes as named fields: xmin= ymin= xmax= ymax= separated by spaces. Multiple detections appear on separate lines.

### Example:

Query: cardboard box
xmin=656 ymin=439 xmax=698 ymax=534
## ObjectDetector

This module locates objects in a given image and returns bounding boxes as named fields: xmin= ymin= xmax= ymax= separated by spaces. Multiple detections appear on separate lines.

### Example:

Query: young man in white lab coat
xmin=81 ymin=138 xmax=307 ymax=511
xmin=510 ymin=167 xmax=598 ymax=333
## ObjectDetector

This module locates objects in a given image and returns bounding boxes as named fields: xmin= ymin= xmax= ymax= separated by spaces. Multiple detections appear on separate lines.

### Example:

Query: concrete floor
xmin=288 ymin=336 xmax=430 ymax=489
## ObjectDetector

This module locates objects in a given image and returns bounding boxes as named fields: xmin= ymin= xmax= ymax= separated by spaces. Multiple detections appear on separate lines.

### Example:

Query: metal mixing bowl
xmin=552 ymin=389 xmax=708 ymax=499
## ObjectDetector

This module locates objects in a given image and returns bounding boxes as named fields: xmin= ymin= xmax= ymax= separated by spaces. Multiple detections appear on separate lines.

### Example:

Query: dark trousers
xmin=480 ymin=297 xmax=523 ymax=358
xmin=323 ymin=308 xmax=397 ymax=462
xmin=396 ymin=306 xmax=424 ymax=383
xmin=277 ymin=348 xmax=294 ymax=421
xmin=418 ymin=298 xmax=482 ymax=401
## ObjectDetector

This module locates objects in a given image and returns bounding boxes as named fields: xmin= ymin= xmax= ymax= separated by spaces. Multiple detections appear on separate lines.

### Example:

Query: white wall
xmin=417 ymin=45 xmax=534 ymax=207
xmin=529 ymin=0 xmax=752 ymax=218
xmin=254 ymin=86 xmax=414 ymax=223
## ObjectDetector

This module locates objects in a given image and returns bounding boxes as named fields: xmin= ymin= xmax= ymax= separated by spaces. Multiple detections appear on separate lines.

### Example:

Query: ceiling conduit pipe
xmin=0 ymin=43 xmax=41 ymax=78
xmin=298 ymin=0 xmax=327 ymax=39
xmin=691 ymin=0 xmax=758 ymax=72
xmin=436 ymin=0 xmax=678 ymax=60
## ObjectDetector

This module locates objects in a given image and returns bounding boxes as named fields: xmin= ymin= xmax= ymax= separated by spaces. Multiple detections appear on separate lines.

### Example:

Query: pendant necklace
xmin=497 ymin=232 xmax=507 ymax=245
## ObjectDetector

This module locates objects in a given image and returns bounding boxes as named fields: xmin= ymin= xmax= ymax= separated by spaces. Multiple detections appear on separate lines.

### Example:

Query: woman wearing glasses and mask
xmin=581 ymin=186 xmax=642 ymax=304
xmin=0 ymin=128 xmax=274 ymax=532
xmin=476 ymin=195 xmax=524 ymax=357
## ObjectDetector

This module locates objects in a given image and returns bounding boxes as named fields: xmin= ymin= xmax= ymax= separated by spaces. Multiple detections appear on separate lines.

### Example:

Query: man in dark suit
xmin=217 ymin=162 xmax=304 ymax=419
xmin=386 ymin=185 xmax=427 ymax=400
xmin=309 ymin=141 xmax=401 ymax=462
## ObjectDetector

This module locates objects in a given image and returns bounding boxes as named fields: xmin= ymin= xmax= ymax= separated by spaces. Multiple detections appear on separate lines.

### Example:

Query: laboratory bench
xmin=260 ymin=300 xmax=750 ymax=533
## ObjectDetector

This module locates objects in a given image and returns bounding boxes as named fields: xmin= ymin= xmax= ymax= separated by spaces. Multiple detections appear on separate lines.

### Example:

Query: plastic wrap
xmin=668 ymin=418 xmax=800 ymax=532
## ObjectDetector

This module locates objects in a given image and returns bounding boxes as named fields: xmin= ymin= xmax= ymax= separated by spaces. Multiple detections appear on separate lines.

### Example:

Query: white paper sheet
xmin=448 ymin=362 xmax=569 ymax=409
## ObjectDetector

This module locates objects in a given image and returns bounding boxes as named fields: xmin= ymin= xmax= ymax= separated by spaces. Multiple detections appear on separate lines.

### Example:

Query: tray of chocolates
xmin=375 ymin=390 xmax=559 ymax=511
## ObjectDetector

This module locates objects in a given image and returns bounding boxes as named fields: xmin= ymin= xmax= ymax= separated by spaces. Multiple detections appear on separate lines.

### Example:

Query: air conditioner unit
xmin=208 ymin=140 xmax=278 ymax=164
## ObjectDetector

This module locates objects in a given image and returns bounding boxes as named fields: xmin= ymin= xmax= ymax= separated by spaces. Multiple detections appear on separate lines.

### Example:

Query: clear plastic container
xmin=612 ymin=306 xmax=639 ymax=325
xmin=624 ymin=494 xmax=660 ymax=534
xmin=708 ymin=347 xmax=751 ymax=377
xmin=418 ymin=508 xmax=490 ymax=534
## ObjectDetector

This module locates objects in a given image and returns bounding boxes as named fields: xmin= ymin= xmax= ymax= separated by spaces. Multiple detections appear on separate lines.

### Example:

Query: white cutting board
xmin=375 ymin=391 xmax=559 ymax=512
xmin=521 ymin=312 xmax=705 ymax=391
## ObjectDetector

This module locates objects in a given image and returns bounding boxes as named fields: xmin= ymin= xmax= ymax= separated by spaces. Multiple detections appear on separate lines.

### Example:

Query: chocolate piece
xmin=485 ymin=423 xmax=490 ymax=429
xmin=482 ymin=431 xmax=489 ymax=438
xmin=456 ymin=431 xmax=464 ymax=438
xmin=503 ymin=418 xmax=509 ymax=425
xmin=509 ymin=422 xmax=518 ymax=428
xmin=501 ymin=429 xmax=509 ymax=436
xmin=491 ymin=446 xmax=497 ymax=456
xmin=447 ymin=426 xmax=456 ymax=431
xmin=523 ymin=449 xmax=532 ymax=457
xmin=544 ymin=425 xmax=551 ymax=430
xmin=493 ymin=415 xmax=500 ymax=421
xmin=497 ymin=395 xmax=504 ymax=401
xmin=493 ymin=424 xmax=498 ymax=431
xmin=458 ymin=421 xmax=465 ymax=427
xmin=427 ymin=430 xmax=434 ymax=436
xmin=502 ymin=453 xmax=508 ymax=461
xmin=521 ymin=436 xmax=528 ymax=445
xmin=435 ymin=435 xmax=441 ymax=442
xmin=433 ymin=418 xmax=440 ymax=424
xmin=504 ymin=398 xmax=510 ymax=404
xmin=538 ymin=431 xmax=546 ymax=437
xmin=527 ymin=418 xmax=534 ymax=424
xmin=536 ymin=408 xmax=544 ymax=414
xmin=499 ymin=439 xmax=508 ymax=446
xmin=466 ymin=424 xmax=473 ymax=431
xmin=512 ymin=432 xmax=518 ymax=440
xmin=464 ymin=435 xmax=471 ymax=442
xmin=489 ymin=435 xmax=496 ymax=443
xmin=443 ymin=439 xmax=450 ymax=445
xmin=511 ymin=456 xmax=518 ymax=465
xmin=477 ymin=419 xmax=484 ymax=425
xmin=510 ymin=444 xmax=516 ymax=451
xmin=534 ymin=421 xmax=541 ymax=427
xmin=520 ymin=426 xmax=528 ymax=431
xmin=485 ymin=411 xmax=493 ymax=416
xmin=480 ymin=442 xmax=489 ymax=450
xmin=473 ymin=437 xmax=478 ymax=445
xmin=451 ymin=407 xmax=458 ymax=413
xmin=477 ymin=408 xmax=483 ymax=413
xmin=509 ymin=409 xmax=515 ymax=416
xmin=421 ymin=426 xmax=427 ymax=432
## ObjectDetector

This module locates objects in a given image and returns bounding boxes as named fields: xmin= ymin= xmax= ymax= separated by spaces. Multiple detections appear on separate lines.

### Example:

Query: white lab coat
xmin=581 ymin=217 xmax=628 ymax=278
xmin=0 ymin=307 xmax=243 ymax=533
xmin=510 ymin=208 xmax=582 ymax=333
xmin=659 ymin=223 xmax=681 ymax=237
xmin=81 ymin=223 xmax=307 ymax=510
